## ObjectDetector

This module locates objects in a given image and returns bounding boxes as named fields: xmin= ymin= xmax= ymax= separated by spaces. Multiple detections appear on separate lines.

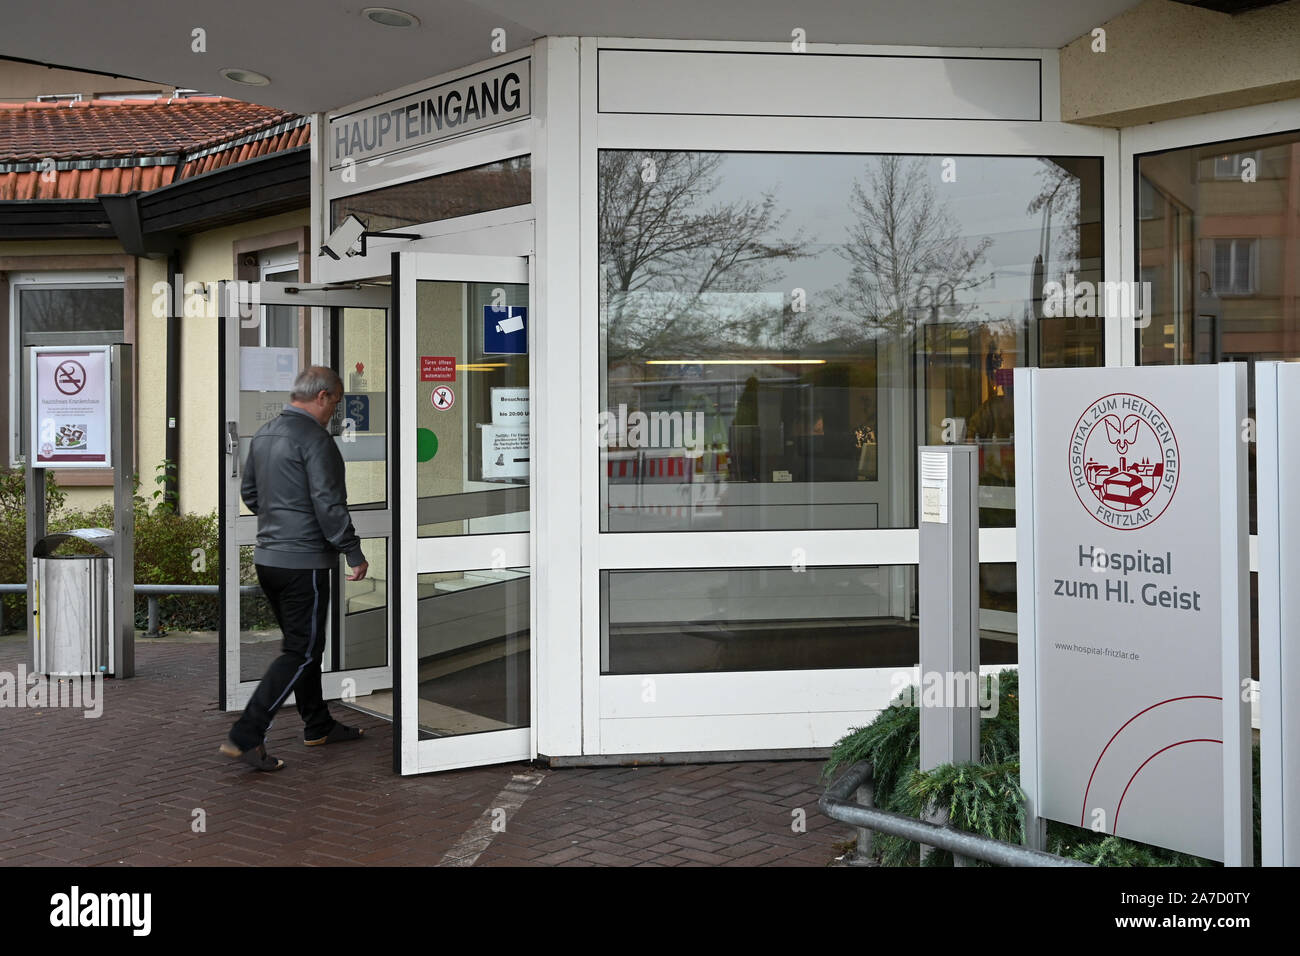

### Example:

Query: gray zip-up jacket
xmin=241 ymin=404 xmax=366 ymax=569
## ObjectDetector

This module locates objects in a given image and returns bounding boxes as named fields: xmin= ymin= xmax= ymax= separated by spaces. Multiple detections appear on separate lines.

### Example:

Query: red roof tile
xmin=0 ymin=97 xmax=309 ymax=200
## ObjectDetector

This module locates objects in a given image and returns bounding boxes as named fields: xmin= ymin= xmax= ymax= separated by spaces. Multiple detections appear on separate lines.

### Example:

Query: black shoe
xmin=220 ymin=739 xmax=285 ymax=771
xmin=305 ymin=722 xmax=365 ymax=746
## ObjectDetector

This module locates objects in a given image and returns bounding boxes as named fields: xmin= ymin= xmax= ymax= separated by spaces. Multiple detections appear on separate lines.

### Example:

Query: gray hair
xmin=290 ymin=366 xmax=343 ymax=402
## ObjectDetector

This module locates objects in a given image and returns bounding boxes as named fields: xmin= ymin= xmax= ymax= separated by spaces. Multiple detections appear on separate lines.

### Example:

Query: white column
xmin=532 ymin=36 xmax=585 ymax=757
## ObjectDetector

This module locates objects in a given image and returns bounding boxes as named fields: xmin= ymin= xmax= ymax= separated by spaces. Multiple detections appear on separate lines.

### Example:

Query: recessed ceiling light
xmin=364 ymin=7 xmax=420 ymax=27
xmin=220 ymin=68 xmax=271 ymax=87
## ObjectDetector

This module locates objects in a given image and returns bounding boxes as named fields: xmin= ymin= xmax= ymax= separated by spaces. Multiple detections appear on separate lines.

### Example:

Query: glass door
xmin=394 ymin=251 xmax=533 ymax=775
xmin=219 ymin=281 xmax=393 ymax=712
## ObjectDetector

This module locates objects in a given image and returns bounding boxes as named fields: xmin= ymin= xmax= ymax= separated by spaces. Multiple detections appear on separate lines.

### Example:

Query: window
xmin=7 ymin=272 xmax=125 ymax=466
xmin=329 ymin=156 xmax=531 ymax=233
xmin=1137 ymin=132 xmax=1298 ymax=370
xmin=1212 ymin=238 xmax=1257 ymax=295
xmin=601 ymin=563 xmax=1018 ymax=674
xmin=1212 ymin=151 xmax=1260 ymax=181
xmin=598 ymin=150 xmax=1104 ymax=533
xmin=256 ymin=246 xmax=299 ymax=349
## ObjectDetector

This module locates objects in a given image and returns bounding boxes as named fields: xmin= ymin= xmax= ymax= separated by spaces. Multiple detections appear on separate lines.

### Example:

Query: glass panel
xmin=415 ymin=280 xmax=529 ymax=537
xmin=979 ymin=562 xmax=1017 ymax=666
xmin=603 ymin=565 xmax=914 ymax=674
xmin=598 ymin=151 xmax=1104 ymax=532
xmin=239 ymin=545 xmax=281 ymax=682
xmin=240 ymin=276 xmax=300 ymax=350
xmin=18 ymin=287 xmax=124 ymax=336
xmin=237 ymin=288 xmax=305 ymax=517
xmin=340 ymin=537 xmax=388 ymax=670
xmin=415 ymin=567 xmax=529 ymax=739
xmin=602 ymin=563 xmax=1018 ymax=675
xmin=1136 ymin=129 xmax=1300 ymax=542
xmin=237 ymin=388 xmax=293 ymax=519
xmin=331 ymin=156 xmax=531 ymax=232
xmin=339 ymin=306 xmax=388 ymax=508
xmin=263 ymin=268 xmax=299 ymax=348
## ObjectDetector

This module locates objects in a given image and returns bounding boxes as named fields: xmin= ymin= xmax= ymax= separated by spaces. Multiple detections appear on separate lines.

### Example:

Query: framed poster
xmin=29 ymin=346 xmax=113 ymax=469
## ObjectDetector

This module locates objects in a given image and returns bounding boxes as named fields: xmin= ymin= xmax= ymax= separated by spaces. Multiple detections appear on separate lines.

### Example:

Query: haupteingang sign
xmin=328 ymin=59 xmax=530 ymax=169
xmin=1014 ymin=364 xmax=1252 ymax=865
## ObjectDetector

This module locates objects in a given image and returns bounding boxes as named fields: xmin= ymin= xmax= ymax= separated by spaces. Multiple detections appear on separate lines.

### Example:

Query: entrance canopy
xmin=1 ymin=0 xmax=1140 ymax=114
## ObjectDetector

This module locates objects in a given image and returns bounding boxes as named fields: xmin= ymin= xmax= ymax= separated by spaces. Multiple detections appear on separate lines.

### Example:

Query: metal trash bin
xmin=32 ymin=528 xmax=115 ymax=676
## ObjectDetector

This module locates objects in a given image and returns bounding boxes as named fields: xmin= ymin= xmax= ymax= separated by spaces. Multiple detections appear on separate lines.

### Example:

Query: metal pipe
xmin=0 ymin=583 xmax=256 ymax=594
xmin=820 ymin=761 xmax=1091 ymax=867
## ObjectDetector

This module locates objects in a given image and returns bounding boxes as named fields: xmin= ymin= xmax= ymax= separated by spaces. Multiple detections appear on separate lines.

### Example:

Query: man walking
xmin=221 ymin=366 xmax=368 ymax=771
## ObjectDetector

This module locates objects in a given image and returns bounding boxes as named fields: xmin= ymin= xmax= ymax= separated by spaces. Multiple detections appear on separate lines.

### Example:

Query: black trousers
xmin=229 ymin=565 xmax=336 ymax=750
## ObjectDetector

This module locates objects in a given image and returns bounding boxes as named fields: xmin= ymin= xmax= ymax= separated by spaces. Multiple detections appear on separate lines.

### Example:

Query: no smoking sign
xmin=431 ymin=385 xmax=456 ymax=410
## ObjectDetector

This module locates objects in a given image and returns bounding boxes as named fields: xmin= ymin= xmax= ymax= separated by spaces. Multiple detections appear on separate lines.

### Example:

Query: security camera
xmin=320 ymin=215 xmax=366 ymax=260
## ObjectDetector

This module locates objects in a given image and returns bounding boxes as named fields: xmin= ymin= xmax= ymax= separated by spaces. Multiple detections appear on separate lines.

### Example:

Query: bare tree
xmin=599 ymin=151 xmax=812 ymax=362
xmin=830 ymin=155 xmax=993 ymax=342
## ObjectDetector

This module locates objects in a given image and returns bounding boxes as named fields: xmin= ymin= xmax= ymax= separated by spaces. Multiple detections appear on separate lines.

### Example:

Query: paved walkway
xmin=0 ymin=635 xmax=848 ymax=866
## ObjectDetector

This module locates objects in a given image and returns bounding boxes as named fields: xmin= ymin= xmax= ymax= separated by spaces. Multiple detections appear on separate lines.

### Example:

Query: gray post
xmin=917 ymin=445 xmax=981 ymax=858
xmin=918 ymin=445 xmax=981 ymax=768
xmin=111 ymin=344 xmax=135 ymax=677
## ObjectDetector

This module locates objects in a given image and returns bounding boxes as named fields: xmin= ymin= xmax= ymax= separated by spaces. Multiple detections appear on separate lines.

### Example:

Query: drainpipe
xmin=166 ymin=250 xmax=181 ymax=510
xmin=100 ymin=191 xmax=182 ymax=509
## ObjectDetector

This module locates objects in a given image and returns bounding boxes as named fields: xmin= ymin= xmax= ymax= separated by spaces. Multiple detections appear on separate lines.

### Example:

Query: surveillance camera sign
xmin=483 ymin=306 xmax=527 ymax=355
xmin=30 ymin=347 xmax=112 ymax=468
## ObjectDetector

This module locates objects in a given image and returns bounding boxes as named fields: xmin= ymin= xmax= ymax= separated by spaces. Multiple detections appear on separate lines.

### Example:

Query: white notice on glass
xmin=490 ymin=386 xmax=530 ymax=425
xmin=240 ymin=347 xmax=300 ymax=391
xmin=482 ymin=424 xmax=530 ymax=479
xmin=921 ymin=451 xmax=948 ymax=523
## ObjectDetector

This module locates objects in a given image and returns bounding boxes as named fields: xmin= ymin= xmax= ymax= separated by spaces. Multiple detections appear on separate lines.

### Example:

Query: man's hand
xmin=347 ymin=561 xmax=369 ymax=581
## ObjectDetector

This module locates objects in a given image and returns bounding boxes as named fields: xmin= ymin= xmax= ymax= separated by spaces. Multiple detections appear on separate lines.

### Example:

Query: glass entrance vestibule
xmin=220 ymin=247 xmax=536 ymax=776
xmin=218 ymin=37 xmax=1296 ymax=774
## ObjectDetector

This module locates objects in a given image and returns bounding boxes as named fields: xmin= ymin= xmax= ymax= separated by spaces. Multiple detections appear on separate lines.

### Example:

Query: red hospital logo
xmin=1069 ymin=392 xmax=1179 ymax=530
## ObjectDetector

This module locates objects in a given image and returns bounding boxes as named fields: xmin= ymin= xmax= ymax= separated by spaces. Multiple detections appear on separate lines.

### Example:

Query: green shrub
xmin=0 ymin=461 xmax=272 ymax=633
xmin=0 ymin=467 xmax=67 ymax=630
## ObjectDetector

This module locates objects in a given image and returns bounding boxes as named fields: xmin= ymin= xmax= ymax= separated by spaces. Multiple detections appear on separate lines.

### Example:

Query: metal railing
xmin=819 ymin=760 xmax=1091 ymax=867
xmin=0 ymin=583 xmax=256 ymax=637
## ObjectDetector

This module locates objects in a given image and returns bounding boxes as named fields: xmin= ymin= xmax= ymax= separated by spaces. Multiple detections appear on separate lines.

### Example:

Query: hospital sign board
xmin=1016 ymin=364 xmax=1250 ymax=863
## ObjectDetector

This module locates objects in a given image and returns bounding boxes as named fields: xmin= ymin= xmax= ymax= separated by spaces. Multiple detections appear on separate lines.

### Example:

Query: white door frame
xmin=220 ymin=281 xmax=394 ymax=712
xmin=394 ymin=243 xmax=538 ymax=775
xmin=577 ymin=36 xmax=1121 ymax=756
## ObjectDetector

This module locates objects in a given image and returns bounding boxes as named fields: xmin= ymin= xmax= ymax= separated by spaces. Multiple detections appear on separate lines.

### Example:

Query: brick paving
xmin=0 ymin=634 xmax=849 ymax=866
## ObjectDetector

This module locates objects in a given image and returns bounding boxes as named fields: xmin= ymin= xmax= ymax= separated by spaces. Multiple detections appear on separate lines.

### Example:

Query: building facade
xmin=3 ymin=0 xmax=1297 ymax=775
